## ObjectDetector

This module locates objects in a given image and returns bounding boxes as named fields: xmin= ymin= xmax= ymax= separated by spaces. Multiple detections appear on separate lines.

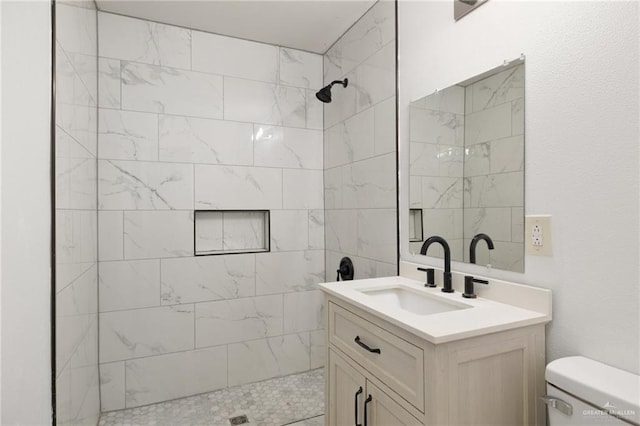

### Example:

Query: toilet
xmin=544 ymin=356 xmax=640 ymax=425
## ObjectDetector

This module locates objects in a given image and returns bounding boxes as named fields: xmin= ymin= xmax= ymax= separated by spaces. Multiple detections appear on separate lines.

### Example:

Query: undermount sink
xmin=359 ymin=286 xmax=470 ymax=315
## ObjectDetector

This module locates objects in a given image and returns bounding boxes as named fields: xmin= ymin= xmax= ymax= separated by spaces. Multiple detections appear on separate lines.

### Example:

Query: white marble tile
xmin=196 ymin=295 xmax=283 ymax=347
xmin=194 ymin=211 xmax=223 ymax=253
xmin=490 ymin=135 xmax=524 ymax=173
xmin=306 ymin=88 xmax=324 ymax=130
xmin=325 ymin=107 xmax=374 ymax=168
xmin=98 ymin=58 xmax=121 ymax=109
xmin=192 ymin=31 xmax=278 ymax=83
xmin=159 ymin=115 xmax=253 ymax=165
xmin=322 ymin=69 xmax=357 ymax=130
xmin=56 ymin=261 xmax=94 ymax=294
xmin=409 ymin=142 xmax=439 ymax=177
xmin=309 ymin=330 xmax=325 ymax=369
xmin=356 ymin=209 xmax=397 ymax=264
xmin=253 ymin=125 xmax=323 ymax=170
xmin=355 ymin=41 xmax=395 ymax=113
xmin=422 ymin=208 xmax=463 ymax=241
xmin=99 ymin=210 xmax=123 ymax=261
xmin=465 ymin=172 xmax=524 ymax=208
xmin=375 ymin=261 xmax=397 ymax=278
xmin=409 ymin=176 xmax=422 ymax=209
xmin=99 ymin=160 xmax=194 ymax=210
xmin=161 ymin=254 xmax=255 ymax=305
xmin=465 ymin=102 xmax=512 ymax=145
xmin=511 ymin=207 xmax=524 ymax=243
xmin=56 ymin=311 xmax=94 ymax=377
xmin=57 ymin=210 xmax=98 ymax=265
xmin=438 ymin=144 xmax=464 ymax=178
xmin=422 ymin=176 xmax=464 ymax=209
xmin=325 ymin=210 xmax=358 ymax=255
xmin=99 ymin=260 xmax=160 ymax=312
xmin=67 ymin=51 xmax=98 ymax=106
xmin=195 ymin=165 xmax=282 ymax=210
xmin=123 ymin=211 xmax=194 ymax=259
xmin=488 ymin=241 xmax=524 ymax=272
xmin=283 ymin=291 xmax=324 ymax=334
xmin=283 ymin=169 xmax=324 ymax=209
xmin=279 ymin=48 xmax=323 ymax=89
xmin=121 ymin=62 xmax=223 ymax=119
xmin=413 ymin=85 xmax=464 ymax=115
xmin=324 ymin=0 xmax=394 ymax=78
xmin=224 ymin=77 xmax=306 ymax=128
xmin=99 ymin=12 xmax=190 ymax=69
xmin=98 ymin=109 xmax=158 ymax=161
xmin=512 ymin=98 xmax=525 ymax=136
xmin=57 ymin=102 xmax=98 ymax=156
xmin=270 ymin=210 xmax=309 ymax=252
xmin=464 ymin=208 xmax=512 ymax=242
xmin=56 ymin=4 xmax=97 ymax=56
xmin=323 ymin=167 xmax=343 ymax=210
xmin=99 ymin=305 xmax=194 ymax=363
xmin=228 ymin=333 xmax=310 ymax=387
xmin=256 ymin=250 xmax=325 ymax=295
xmin=125 ymin=346 xmax=227 ymax=408
xmin=342 ymin=153 xmax=396 ymax=209
xmin=471 ymin=64 xmax=525 ymax=112
xmin=56 ymin=43 xmax=77 ymax=106
xmin=56 ymin=362 xmax=100 ymax=425
xmin=308 ymin=210 xmax=325 ymax=250
xmin=55 ymin=135 xmax=97 ymax=210
xmin=464 ymin=142 xmax=490 ymax=177
xmin=374 ymin=96 xmax=396 ymax=155
xmin=223 ymin=211 xmax=268 ymax=252
xmin=409 ymin=105 xmax=464 ymax=146
xmin=100 ymin=362 xmax=125 ymax=412
xmin=57 ymin=262 xmax=97 ymax=316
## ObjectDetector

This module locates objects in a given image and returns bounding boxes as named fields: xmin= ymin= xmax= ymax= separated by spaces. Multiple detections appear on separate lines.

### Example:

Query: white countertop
xmin=319 ymin=276 xmax=552 ymax=344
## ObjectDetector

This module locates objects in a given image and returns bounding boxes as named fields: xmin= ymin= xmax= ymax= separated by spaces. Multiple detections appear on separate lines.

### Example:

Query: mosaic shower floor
xmin=99 ymin=368 xmax=324 ymax=426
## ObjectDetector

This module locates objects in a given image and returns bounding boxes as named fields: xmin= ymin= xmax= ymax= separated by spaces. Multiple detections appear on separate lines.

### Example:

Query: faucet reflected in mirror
xmin=408 ymin=58 xmax=525 ymax=273
xmin=420 ymin=236 xmax=454 ymax=293
xmin=469 ymin=233 xmax=494 ymax=264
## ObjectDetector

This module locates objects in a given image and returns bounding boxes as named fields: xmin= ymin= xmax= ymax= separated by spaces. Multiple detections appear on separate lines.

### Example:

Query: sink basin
xmin=359 ymin=286 xmax=469 ymax=315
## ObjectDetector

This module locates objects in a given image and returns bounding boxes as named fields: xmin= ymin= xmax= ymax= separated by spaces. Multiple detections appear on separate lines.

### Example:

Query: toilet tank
xmin=544 ymin=356 xmax=640 ymax=426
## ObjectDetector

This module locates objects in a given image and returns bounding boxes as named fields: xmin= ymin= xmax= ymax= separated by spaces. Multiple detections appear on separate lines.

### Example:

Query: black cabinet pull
xmin=354 ymin=336 xmax=381 ymax=354
xmin=364 ymin=394 xmax=372 ymax=426
xmin=354 ymin=386 xmax=363 ymax=426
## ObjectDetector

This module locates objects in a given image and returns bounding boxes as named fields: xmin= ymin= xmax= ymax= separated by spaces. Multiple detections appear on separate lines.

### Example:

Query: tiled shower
xmin=54 ymin=1 xmax=396 ymax=424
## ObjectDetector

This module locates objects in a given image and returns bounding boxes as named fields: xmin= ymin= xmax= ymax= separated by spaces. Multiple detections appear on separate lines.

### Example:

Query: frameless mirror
xmin=408 ymin=59 xmax=525 ymax=272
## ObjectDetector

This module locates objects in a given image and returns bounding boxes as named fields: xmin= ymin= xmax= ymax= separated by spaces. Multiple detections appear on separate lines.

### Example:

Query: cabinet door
xmin=328 ymin=349 xmax=367 ymax=426
xmin=364 ymin=380 xmax=422 ymax=426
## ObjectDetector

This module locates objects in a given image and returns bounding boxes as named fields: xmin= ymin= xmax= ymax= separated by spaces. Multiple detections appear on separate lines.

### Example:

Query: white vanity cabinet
xmin=324 ymin=295 xmax=547 ymax=426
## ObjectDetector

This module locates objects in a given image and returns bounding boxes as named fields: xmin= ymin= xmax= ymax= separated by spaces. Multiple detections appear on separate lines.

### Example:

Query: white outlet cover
xmin=525 ymin=215 xmax=552 ymax=256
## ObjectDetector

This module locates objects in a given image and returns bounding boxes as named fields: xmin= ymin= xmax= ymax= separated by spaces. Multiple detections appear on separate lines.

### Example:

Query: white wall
xmin=0 ymin=1 xmax=53 ymax=424
xmin=399 ymin=1 xmax=639 ymax=374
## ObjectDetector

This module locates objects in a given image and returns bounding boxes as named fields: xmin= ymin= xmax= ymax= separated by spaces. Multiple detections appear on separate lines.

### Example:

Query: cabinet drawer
xmin=328 ymin=302 xmax=425 ymax=412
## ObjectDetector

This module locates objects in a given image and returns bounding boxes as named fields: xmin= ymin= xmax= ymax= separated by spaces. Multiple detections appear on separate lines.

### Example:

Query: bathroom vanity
xmin=320 ymin=272 xmax=551 ymax=426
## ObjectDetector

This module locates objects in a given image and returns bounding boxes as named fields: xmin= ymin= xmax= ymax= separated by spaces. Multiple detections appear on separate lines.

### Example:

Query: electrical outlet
xmin=525 ymin=215 xmax=552 ymax=256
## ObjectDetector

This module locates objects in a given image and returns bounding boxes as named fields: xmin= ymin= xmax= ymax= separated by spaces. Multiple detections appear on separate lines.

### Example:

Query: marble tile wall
xmin=55 ymin=2 xmax=100 ymax=425
xmin=463 ymin=64 xmax=525 ymax=271
xmin=323 ymin=1 xmax=398 ymax=279
xmin=96 ymin=12 xmax=326 ymax=410
xmin=408 ymin=85 xmax=465 ymax=260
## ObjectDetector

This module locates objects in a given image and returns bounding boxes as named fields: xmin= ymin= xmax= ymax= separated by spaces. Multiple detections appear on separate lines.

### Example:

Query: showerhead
xmin=315 ymin=78 xmax=348 ymax=103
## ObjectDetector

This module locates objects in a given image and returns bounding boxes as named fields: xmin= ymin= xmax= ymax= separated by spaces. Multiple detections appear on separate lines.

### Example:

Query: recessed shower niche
xmin=194 ymin=210 xmax=270 ymax=255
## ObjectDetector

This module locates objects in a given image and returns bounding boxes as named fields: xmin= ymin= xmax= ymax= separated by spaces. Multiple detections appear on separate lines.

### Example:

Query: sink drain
xmin=229 ymin=415 xmax=249 ymax=425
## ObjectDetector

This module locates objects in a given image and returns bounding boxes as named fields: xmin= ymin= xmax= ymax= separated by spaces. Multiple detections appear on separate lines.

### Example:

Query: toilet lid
xmin=546 ymin=356 xmax=640 ymax=425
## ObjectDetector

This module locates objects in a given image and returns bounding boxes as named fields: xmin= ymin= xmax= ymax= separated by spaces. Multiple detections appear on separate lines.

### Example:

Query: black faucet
xmin=419 ymin=236 xmax=453 ymax=293
xmin=469 ymin=233 xmax=494 ymax=264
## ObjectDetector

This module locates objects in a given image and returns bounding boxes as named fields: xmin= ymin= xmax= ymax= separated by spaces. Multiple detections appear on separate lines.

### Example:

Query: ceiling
xmin=95 ymin=0 xmax=378 ymax=54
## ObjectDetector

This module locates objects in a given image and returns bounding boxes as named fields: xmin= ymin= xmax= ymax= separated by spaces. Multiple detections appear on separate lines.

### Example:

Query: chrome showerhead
xmin=315 ymin=78 xmax=348 ymax=103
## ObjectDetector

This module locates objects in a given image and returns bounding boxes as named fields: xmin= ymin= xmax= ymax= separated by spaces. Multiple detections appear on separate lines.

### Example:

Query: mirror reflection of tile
xmin=409 ymin=61 xmax=524 ymax=272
